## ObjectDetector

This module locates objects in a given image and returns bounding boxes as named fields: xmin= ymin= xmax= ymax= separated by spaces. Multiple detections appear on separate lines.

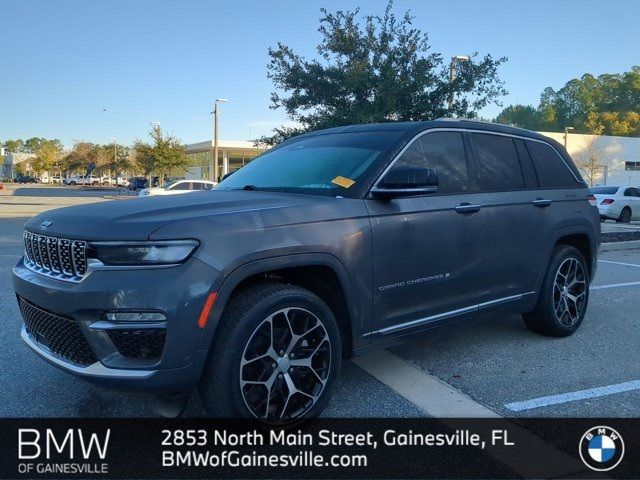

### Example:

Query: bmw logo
xmin=579 ymin=426 xmax=625 ymax=471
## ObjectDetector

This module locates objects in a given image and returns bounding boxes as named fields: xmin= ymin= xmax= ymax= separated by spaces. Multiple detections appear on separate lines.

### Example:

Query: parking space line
xmin=505 ymin=380 xmax=640 ymax=412
xmin=352 ymin=350 xmax=589 ymax=478
xmin=591 ymin=281 xmax=640 ymax=290
xmin=598 ymin=259 xmax=640 ymax=268
xmin=352 ymin=350 xmax=500 ymax=417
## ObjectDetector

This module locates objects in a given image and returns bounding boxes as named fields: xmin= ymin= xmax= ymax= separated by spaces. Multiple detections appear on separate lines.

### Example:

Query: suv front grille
xmin=107 ymin=329 xmax=166 ymax=359
xmin=18 ymin=297 xmax=97 ymax=366
xmin=23 ymin=231 xmax=87 ymax=282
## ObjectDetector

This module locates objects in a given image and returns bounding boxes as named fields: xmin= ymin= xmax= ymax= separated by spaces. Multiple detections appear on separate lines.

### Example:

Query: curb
xmin=600 ymin=240 xmax=640 ymax=252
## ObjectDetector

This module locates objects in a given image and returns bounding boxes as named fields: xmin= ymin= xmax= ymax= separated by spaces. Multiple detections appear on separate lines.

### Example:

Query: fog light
xmin=103 ymin=312 xmax=166 ymax=322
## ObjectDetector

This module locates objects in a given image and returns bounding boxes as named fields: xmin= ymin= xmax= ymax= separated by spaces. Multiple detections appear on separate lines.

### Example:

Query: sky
xmin=1 ymin=0 xmax=639 ymax=149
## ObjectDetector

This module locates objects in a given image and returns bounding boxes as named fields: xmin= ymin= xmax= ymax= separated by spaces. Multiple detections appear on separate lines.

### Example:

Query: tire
xmin=523 ymin=245 xmax=589 ymax=337
xmin=199 ymin=283 xmax=341 ymax=423
xmin=617 ymin=207 xmax=632 ymax=223
xmin=70 ymin=181 xmax=76 ymax=186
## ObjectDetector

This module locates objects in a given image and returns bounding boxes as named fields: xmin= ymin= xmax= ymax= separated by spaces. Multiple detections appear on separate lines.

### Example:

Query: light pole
xmin=449 ymin=55 xmax=470 ymax=113
xmin=563 ymin=126 xmax=574 ymax=149
xmin=211 ymin=98 xmax=228 ymax=182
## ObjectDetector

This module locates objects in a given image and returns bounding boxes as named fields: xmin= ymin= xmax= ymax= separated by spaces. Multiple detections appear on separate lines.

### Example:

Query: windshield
xmin=215 ymin=131 xmax=402 ymax=197
xmin=591 ymin=186 xmax=619 ymax=194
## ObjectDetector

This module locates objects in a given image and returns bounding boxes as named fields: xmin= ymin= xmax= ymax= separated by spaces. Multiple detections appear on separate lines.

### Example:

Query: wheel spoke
xmin=552 ymin=257 xmax=587 ymax=328
xmin=239 ymin=307 xmax=331 ymax=422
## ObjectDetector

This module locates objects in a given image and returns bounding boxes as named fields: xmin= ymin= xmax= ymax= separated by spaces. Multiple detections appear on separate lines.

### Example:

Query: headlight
xmin=87 ymin=240 xmax=199 ymax=266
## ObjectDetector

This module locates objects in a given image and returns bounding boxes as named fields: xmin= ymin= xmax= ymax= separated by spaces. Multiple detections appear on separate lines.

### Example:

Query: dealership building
xmin=184 ymin=140 xmax=267 ymax=182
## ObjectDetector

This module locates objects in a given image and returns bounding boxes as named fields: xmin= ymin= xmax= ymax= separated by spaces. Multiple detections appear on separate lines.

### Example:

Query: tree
xmin=32 ymin=140 xmax=63 ymax=179
xmin=496 ymin=66 xmax=640 ymax=136
xmin=495 ymin=105 xmax=542 ymax=129
xmin=133 ymin=124 xmax=188 ymax=182
xmin=3 ymin=139 xmax=24 ymax=153
xmin=62 ymin=141 xmax=97 ymax=173
xmin=576 ymin=136 xmax=606 ymax=187
xmin=260 ymin=1 xmax=508 ymax=145
xmin=24 ymin=137 xmax=63 ymax=154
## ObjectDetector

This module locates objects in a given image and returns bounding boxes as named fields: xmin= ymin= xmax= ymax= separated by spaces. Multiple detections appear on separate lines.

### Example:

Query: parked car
xmin=13 ymin=120 xmax=600 ymax=423
xmin=14 ymin=174 xmax=38 ymax=184
xmin=138 ymin=179 xmax=216 ymax=196
xmin=63 ymin=174 xmax=100 ymax=186
xmin=127 ymin=177 xmax=149 ymax=191
xmin=50 ymin=175 xmax=62 ymax=184
xmin=591 ymin=185 xmax=640 ymax=222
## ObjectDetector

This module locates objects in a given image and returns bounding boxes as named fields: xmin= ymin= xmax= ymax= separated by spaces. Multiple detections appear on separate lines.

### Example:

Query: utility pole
xmin=449 ymin=55 xmax=470 ymax=113
xmin=211 ymin=98 xmax=228 ymax=182
xmin=563 ymin=126 xmax=574 ymax=149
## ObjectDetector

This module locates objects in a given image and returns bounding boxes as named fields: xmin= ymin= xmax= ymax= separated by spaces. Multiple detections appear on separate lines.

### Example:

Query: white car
xmin=592 ymin=185 xmax=640 ymax=223
xmin=138 ymin=179 xmax=216 ymax=197
xmin=63 ymin=174 xmax=101 ymax=186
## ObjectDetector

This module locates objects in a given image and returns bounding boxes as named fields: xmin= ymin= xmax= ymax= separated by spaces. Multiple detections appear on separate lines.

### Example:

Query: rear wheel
xmin=199 ymin=283 xmax=341 ymax=423
xmin=523 ymin=245 xmax=589 ymax=337
xmin=617 ymin=207 xmax=632 ymax=223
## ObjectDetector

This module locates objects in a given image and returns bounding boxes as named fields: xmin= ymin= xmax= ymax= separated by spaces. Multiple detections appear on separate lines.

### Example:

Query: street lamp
xmin=563 ymin=126 xmax=574 ymax=149
xmin=449 ymin=55 xmax=470 ymax=113
xmin=211 ymin=98 xmax=228 ymax=182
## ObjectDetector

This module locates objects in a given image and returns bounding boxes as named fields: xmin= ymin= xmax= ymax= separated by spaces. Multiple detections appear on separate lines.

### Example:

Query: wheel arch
xmin=196 ymin=253 xmax=361 ymax=359
xmin=551 ymin=227 xmax=598 ymax=281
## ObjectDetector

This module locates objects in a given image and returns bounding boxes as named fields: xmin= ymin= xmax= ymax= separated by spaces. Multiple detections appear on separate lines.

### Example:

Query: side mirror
xmin=371 ymin=167 xmax=438 ymax=199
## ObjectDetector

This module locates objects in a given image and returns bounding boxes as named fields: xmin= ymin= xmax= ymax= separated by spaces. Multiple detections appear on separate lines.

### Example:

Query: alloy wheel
xmin=552 ymin=257 xmax=587 ymax=327
xmin=239 ymin=307 xmax=331 ymax=421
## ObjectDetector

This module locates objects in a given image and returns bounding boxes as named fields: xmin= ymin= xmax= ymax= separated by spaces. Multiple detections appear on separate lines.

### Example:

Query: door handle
xmin=455 ymin=203 xmax=483 ymax=214
xmin=532 ymin=198 xmax=552 ymax=208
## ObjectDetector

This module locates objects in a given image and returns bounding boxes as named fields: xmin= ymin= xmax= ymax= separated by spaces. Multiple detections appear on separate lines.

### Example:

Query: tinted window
xmin=470 ymin=133 xmax=524 ymax=191
xmin=590 ymin=186 xmax=619 ymax=195
xmin=172 ymin=182 xmax=191 ymax=191
xmin=192 ymin=182 xmax=203 ymax=190
xmin=514 ymin=139 xmax=539 ymax=188
xmin=525 ymin=140 xmax=578 ymax=188
xmin=389 ymin=132 xmax=470 ymax=194
xmin=418 ymin=132 xmax=469 ymax=193
xmin=624 ymin=187 xmax=640 ymax=197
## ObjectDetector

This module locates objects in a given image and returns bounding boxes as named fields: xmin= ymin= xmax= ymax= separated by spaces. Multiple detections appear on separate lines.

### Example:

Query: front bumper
xmin=13 ymin=255 xmax=220 ymax=392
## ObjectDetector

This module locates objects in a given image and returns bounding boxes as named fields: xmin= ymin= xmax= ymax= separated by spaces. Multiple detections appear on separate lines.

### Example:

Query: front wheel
xmin=199 ymin=283 xmax=341 ymax=423
xmin=523 ymin=245 xmax=589 ymax=337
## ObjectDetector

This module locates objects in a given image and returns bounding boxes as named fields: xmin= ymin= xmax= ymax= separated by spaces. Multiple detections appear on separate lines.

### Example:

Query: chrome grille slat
xmin=31 ymin=234 xmax=42 ymax=266
xmin=59 ymin=239 xmax=74 ymax=275
xmin=22 ymin=230 xmax=89 ymax=283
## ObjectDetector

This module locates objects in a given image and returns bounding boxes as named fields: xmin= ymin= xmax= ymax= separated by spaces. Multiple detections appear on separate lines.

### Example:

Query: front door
xmin=365 ymin=130 xmax=486 ymax=337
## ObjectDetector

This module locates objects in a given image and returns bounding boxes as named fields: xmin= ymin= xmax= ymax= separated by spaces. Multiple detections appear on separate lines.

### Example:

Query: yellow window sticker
xmin=331 ymin=176 xmax=356 ymax=188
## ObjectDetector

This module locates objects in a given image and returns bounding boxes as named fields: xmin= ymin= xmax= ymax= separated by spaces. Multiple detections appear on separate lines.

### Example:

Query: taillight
xmin=600 ymin=198 xmax=615 ymax=205
xmin=587 ymin=195 xmax=597 ymax=207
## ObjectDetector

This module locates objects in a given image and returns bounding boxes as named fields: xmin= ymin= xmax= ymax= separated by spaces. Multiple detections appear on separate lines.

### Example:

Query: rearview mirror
xmin=371 ymin=167 xmax=438 ymax=199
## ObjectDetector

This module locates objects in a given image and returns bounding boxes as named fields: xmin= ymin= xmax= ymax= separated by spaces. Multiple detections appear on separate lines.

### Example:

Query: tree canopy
xmin=133 ymin=124 xmax=188 ymax=180
xmin=261 ymin=1 xmax=508 ymax=145
xmin=496 ymin=66 xmax=640 ymax=136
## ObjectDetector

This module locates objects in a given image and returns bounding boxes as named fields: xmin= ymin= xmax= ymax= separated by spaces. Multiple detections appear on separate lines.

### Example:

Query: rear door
xmin=623 ymin=187 xmax=640 ymax=220
xmin=467 ymin=132 xmax=549 ymax=304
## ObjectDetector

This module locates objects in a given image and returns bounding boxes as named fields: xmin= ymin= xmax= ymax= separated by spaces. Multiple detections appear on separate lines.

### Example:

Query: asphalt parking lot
xmin=1 ymin=184 xmax=640 ymax=418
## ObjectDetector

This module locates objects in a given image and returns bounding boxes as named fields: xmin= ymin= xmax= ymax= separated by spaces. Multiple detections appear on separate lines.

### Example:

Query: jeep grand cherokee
xmin=13 ymin=119 xmax=600 ymax=422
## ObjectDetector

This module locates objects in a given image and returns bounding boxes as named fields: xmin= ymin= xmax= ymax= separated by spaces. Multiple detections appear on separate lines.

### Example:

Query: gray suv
xmin=13 ymin=120 xmax=600 ymax=422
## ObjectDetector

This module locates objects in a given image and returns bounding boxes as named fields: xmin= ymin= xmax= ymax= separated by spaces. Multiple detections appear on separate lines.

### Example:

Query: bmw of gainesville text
xmin=161 ymin=429 xmax=515 ymax=468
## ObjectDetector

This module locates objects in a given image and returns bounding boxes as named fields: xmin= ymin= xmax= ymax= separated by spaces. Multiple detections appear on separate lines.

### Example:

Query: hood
xmin=24 ymin=190 xmax=362 ymax=241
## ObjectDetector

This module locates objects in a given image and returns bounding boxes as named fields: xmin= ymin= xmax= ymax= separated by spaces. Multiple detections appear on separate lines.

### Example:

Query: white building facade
xmin=540 ymin=131 xmax=640 ymax=187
